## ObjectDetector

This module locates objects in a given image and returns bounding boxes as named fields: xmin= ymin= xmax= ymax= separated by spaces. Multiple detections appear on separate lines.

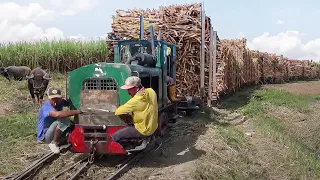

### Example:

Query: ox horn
xmin=43 ymin=74 xmax=52 ymax=80
xmin=26 ymin=74 xmax=34 ymax=79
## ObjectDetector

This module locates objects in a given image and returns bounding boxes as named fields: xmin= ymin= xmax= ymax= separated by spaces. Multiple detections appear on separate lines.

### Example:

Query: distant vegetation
xmin=0 ymin=40 xmax=110 ymax=73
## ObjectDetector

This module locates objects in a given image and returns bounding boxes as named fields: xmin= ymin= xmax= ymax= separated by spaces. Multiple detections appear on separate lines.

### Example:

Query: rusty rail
xmin=106 ymin=136 xmax=166 ymax=180
xmin=4 ymin=144 xmax=71 ymax=180
xmin=5 ymin=124 xmax=173 ymax=180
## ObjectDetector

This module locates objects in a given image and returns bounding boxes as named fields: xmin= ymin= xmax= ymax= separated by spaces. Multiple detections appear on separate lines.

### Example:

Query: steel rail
xmin=49 ymin=156 xmax=89 ymax=180
xmin=69 ymin=161 xmax=90 ymax=180
xmin=4 ymin=144 xmax=71 ymax=180
xmin=5 ymin=125 xmax=174 ymax=180
xmin=107 ymin=136 xmax=168 ymax=180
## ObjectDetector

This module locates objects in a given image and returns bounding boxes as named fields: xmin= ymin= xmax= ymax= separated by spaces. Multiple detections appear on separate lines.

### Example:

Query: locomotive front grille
xmin=79 ymin=77 xmax=125 ymax=126
xmin=83 ymin=79 xmax=117 ymax=90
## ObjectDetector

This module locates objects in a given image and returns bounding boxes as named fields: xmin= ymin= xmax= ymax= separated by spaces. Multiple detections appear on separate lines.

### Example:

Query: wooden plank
xmin=207 ymin=27 xmax=213 ymax=107
xmin=200 ymin=1 xmax=205 ymax=110
xmin=212 ymin=30 xmax=217 ymax=101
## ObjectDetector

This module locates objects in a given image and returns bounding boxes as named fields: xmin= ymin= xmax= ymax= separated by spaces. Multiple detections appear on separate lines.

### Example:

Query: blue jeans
xmin=44 ymin=118 xmax=72 ymax=144
xmin=112 ymin=126 xmax=146 ymax=146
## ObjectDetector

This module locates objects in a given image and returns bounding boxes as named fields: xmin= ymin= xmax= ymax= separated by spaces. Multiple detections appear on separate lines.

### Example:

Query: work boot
xmin=126 ymin=137 xmax=151 ymax=152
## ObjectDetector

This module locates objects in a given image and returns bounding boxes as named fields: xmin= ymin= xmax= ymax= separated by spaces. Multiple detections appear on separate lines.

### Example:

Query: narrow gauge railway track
xmin=4 ymin=144 xmax=71 ymax=180
xmin=4 ymin=135 xmax=170 ymax=180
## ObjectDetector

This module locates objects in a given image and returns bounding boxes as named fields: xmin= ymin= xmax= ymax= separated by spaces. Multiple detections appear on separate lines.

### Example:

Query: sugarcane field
xmin=1 ymin=1 xmax=320 ymax=180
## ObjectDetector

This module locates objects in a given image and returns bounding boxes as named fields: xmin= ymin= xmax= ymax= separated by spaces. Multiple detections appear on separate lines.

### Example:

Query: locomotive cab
xmin=67 ymin=40 xmax=177 ymax=155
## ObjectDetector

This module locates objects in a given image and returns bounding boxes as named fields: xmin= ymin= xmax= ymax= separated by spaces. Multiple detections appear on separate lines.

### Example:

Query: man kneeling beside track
xmin=113 ymin=76 xmax=158 ymax=152
xmin=37 ymin=87 xmax=83 ymax=154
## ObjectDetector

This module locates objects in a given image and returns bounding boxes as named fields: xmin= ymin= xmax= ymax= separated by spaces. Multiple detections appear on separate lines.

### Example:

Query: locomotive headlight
xmin=103 ymin=125 xmax=106 ymax=130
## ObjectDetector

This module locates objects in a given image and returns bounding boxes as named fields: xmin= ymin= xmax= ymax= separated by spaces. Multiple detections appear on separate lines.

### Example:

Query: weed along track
xmin=4 ymin=135 xmax=168 ymax=180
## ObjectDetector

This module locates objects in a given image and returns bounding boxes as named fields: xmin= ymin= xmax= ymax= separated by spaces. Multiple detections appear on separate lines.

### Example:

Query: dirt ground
xmin=119 ymin=115 xmax=208 ymax=180
xmin=2 ymin=78 xmax=320 ymax=179
xmin=119 ymin=80 xmax=320 ymax=180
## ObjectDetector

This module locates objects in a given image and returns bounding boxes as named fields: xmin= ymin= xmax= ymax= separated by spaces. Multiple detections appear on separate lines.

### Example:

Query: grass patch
xmin=194 ymin=83 xmax=320 ymax=180
xmin=193 ymin=124 xmax=268 ymax=180
xmin=252 ymin=115 xmax=320 ymax=178
xmin=0 ymin=75 xmax=66 ymax=177
xmin=241 ymin=86 xmax=320 ymax=179
xmin=0 ymin=113 xmax=40 ymax=176
xmin=218 ymin=126 xmax=246 ymax=151
xmin=0 ymin=113 xmax=37 ymax=140
xmin=252 ymin=89 xmax=315 ymax=112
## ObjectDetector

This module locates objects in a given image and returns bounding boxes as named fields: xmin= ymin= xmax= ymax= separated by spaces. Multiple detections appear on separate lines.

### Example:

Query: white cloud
xmin=0 ymin=2 xmax=56 ymax=24
xmin=0 ymin=2 xmax=105 ymax=43
xmin=0 ymin=2 xmax=64 ymax=43
xmin=276 ymin=19 xmax=284 ymax=25
xmin=247 ymin=30 xmax=320 ymax=62
xmin=49 ymin=0 xmax=99 ymax=16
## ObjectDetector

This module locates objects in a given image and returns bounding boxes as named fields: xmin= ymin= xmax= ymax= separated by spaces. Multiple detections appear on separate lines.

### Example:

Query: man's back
xmin=115 ymin=88 xmax=158 ymax=136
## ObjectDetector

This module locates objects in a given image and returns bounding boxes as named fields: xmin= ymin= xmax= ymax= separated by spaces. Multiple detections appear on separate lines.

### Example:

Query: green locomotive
xmin=67 ymin=16 xmax=200 ymax=155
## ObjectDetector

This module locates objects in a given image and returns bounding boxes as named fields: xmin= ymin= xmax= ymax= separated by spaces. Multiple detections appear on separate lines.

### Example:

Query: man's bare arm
xmin=49 ymin=109 xmax=82 ymax=119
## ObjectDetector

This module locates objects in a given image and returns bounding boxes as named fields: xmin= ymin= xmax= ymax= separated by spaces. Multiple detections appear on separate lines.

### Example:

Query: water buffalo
xmin=0 ymin=66 xmax=31 ymax=81
xmin=26 ymin=67 xmax=52 ymax=104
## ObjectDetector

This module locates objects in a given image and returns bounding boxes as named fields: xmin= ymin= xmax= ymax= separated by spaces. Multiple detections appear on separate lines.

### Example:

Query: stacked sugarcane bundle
xmin=274 ymin=55 xmax=286 ymax=83
xmin=301 ymin=60 xmax=312 ymax=78
xmin=243 ymin=47 xmax=257 ymax=85
xmin=250 ymin=50 xmax=262 ymax=83
xmin=110 ymin=3 xmax=218 ymax=99
xmin=311 ymin=62 xmax=320 ymax=78
xmin=216 ymin=37 xmax=226 ymax=95
xmin=215 ymin=38 xmax=258 ymax=97
xmin=283 ymin=57 xmax=290 ymax=81
xmin=304 ymin=65 xmax=312 ymax=78
xmin=250 ymin=51 xmax=286 ymax=83
xmin=310 ymin=66 xmax=318 ymax=78
xmin=293 ymin=60 xmax=304 ymax=77
xmin=261 ymin=53 xmax=276 ymax=80
xmin=252 ymin=56 xmax=261 ymax=83
xmin=105 ymin=32 xmax=121 ymax=61
xmin=108 ymin=3 xmax=320 ymax=102
xmin=286 ymin=60 xmax=296 ymax=79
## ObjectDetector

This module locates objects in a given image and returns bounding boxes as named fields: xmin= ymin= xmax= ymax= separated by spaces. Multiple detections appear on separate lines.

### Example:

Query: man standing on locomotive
xmin=113 ymin=76 xmax=158 ymax=151
xmin=166 ymin=47 xmax=178 ymax=103
xmin=167 ymin=75 xmax=178 ymax=103
xmin=37 ymin=87 xmax=83 ymax=154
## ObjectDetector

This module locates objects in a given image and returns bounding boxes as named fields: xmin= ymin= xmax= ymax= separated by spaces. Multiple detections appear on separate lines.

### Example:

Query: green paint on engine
xmin=67 ymin=39 xmax=178 ymax=113
xmin=68 ymin=62 xmax=132 ymax=109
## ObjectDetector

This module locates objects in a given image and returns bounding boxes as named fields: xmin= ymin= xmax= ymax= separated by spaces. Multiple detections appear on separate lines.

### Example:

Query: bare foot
xmin=37 ymin=140 xmax=44 ymax=144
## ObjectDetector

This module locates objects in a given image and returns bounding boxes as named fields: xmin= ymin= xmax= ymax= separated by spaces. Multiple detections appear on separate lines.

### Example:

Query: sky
xmin=1 ymin=0 xmax=320 ymax=61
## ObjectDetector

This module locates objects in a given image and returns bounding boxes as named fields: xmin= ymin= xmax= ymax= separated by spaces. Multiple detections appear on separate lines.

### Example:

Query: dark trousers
xmin=112 ymin=126 xmax=146 ymax=146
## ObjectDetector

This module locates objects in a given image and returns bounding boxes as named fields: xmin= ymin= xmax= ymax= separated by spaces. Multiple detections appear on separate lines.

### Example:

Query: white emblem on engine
xmin=95 ymin=67 xmax=103 ymax=74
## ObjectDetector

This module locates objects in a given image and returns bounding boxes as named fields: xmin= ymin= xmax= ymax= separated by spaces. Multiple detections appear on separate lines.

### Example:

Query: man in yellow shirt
xmin=113 ymin=76 xmax=158 ymax=151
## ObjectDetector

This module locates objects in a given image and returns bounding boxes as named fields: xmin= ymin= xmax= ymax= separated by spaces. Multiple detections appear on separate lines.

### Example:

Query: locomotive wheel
xmin=159 ymin=112 xmax=169 ymax=136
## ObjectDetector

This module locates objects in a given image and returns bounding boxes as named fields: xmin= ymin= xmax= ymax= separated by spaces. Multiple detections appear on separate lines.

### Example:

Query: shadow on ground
xmin=216 ymin=85 xmax=261 ymax=110
xmin=121 ymin=108 xmax=217 ymax=169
